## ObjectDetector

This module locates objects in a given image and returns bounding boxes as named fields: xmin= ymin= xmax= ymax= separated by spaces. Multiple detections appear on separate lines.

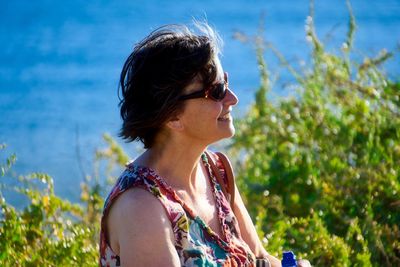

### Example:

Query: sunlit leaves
xmin=0 ymin=136 xmax=125 ymax=266
xmin=231 ymin=1 xmax=399 ymax=265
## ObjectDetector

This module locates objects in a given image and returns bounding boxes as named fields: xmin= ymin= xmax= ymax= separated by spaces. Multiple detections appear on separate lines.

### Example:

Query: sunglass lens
xmin=210 ymin=83 xmax=227 ymax=101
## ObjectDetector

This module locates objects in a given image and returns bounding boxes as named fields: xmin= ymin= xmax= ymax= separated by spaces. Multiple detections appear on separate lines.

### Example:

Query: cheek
xmin=192 ymin=102 xmax=222 ymax=120
xmin=181 ymin=102 xmax=223 ymax=130
xmin=207 ymin=102 xmax=223 ymax=117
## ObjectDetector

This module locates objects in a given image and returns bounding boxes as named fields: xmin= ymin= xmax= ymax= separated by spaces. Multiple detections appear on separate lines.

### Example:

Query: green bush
xmin=231 ymin=1 xmax=399 ymax=266
xmin=0 ymin=135 xmax=127 ymax=267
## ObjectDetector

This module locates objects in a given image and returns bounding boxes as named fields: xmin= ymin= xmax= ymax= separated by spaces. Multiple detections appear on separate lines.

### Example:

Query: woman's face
xmin=177 ymin=57 xmax=239 ymax=145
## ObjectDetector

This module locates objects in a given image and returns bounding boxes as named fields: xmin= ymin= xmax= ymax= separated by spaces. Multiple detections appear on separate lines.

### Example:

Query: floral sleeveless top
xmin=99 ymin=152 xmax=256 ymax=266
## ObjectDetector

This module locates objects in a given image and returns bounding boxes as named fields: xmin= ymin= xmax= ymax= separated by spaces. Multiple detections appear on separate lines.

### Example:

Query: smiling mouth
xmin=218 ymin=113 xmax=231 ymax=121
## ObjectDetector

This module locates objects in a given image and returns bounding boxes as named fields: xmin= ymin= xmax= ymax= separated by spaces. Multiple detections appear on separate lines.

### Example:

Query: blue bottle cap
xmin=282 ymin=251 xmax=297 ymax=267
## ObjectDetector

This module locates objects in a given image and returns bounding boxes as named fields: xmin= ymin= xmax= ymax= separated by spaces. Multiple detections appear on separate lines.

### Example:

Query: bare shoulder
xmin=107 ymin=187 xmax=180 ymax=266
xmin=107 ymin=187 xmax=171 ymax=242
xmin=109 ymin=186 xmax=165 ymax=218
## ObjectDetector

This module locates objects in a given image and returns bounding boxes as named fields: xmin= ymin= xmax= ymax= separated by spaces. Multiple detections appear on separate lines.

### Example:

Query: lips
xmin=218 ymin=112 xmax=231 ymax=121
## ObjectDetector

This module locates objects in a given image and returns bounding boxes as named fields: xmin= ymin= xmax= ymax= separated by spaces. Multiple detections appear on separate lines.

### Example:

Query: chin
xmin=222 ymin=125 xmax=236 ymax=139
xmin=211 ymin=121 xmax=236 ymax=142
xmin=228 ymin=125 xmax=236 ymax=136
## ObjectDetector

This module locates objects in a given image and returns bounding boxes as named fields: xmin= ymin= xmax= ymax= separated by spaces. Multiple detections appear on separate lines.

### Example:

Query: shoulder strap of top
xmin=205 ymin=151 xmax=236 ymax=212
xmin=215 ymin=152 xmax=236 ymax=210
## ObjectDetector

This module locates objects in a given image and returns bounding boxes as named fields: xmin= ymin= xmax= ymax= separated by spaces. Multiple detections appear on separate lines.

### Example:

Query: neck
xmin=134 ymin=137 xmax=209 ymax=193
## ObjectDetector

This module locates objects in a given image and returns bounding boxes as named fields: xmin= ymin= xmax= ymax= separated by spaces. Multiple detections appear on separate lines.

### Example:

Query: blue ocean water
xmin=1 ymin=0 xmax=399 ymax=202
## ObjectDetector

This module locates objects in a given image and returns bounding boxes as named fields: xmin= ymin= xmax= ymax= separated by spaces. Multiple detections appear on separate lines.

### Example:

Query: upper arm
xmin=107 ymin=188 xmax=181 ymax=267
xmin=233 ymin=185 xmax=282 ymax=266
xmin=232 ymin=184 xmax=267 ymax=257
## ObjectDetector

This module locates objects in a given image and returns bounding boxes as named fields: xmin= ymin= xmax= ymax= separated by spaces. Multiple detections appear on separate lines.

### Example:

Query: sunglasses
xmin=179 ymin=72 xmax=229 ymax=102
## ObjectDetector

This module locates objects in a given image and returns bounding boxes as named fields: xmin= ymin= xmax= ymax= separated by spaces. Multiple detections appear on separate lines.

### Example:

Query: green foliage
xmin=0 ymin=136 xmax=128 ymax=266
xmin=231 ymin=1 xmax=400 ymax=266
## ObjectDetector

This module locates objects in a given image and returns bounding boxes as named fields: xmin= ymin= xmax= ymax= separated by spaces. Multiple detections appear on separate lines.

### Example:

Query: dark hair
xmin=118 ymin=23 xmax=222 ymax=148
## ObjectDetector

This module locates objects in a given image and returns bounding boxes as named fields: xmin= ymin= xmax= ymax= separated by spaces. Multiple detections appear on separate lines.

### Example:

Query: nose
xmin=223 ymin=88 xmax=239 ymax=106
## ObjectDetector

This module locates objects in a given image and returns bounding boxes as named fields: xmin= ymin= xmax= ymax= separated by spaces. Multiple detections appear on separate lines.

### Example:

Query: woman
xmin=100 ymin=23 xmax=310 ymax=267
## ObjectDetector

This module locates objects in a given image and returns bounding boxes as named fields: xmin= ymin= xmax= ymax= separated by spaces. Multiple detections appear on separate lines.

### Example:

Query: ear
xmin=166 ymin=117 xmax=184 ymax=131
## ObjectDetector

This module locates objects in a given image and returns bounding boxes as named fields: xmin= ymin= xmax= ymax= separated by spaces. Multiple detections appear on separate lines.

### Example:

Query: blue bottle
xmin=281 ymin=251 xmax=297 ymax=267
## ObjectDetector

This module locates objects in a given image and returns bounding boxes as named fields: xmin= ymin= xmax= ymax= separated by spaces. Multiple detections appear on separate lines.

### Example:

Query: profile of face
xmin=170 ymin=56 xmax=239 ymax=145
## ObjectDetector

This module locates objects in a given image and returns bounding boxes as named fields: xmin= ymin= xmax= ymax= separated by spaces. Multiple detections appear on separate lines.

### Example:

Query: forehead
xmin=183 ymin=56 xmax=224 ymax=94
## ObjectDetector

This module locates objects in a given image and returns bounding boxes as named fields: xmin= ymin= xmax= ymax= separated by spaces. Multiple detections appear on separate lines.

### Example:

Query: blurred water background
xmin=1 ymin=0 xmax=399 ymax=203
